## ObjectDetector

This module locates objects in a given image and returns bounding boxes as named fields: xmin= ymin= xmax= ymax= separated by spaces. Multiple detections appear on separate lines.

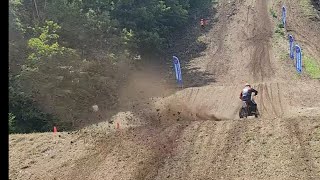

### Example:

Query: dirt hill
xmin=9 ymin=0 xmax=320 ymax=179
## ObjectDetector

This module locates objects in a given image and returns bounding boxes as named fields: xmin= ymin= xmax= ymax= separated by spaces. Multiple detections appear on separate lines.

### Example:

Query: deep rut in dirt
xmin=247 ymin=0 xmax=274 ymax=82
xmin=155 ymin=117 xmax=320 ymax=179
xmin=256 ymin=82 xmax=285 ymax=118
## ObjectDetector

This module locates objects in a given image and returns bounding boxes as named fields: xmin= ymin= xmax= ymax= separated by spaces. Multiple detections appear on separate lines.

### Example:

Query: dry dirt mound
xmin=155 ymin=117 xmax=320 ymax=180
xmin=9 ymin=0 xmax=320 ymax=179
xmin=160 ymin=82 xmax=320 ymax=121
xmin=10 ymin=113 xmax=320 ymax=179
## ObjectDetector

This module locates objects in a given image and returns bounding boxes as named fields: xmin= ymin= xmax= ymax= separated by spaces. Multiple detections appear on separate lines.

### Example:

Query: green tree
xmin=27 ymin=20 xmax=74 ymax=63
xmin=9 ymin=0 xmax=214 ymax=133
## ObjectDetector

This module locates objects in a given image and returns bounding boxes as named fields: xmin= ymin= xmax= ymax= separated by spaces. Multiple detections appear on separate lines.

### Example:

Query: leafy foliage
xmin=9 ymin=0 xmax=213 ymax=133
xmin=27 ymin=21 xmax=74 ymax=63
xmin=270 ymin=8 xmax=278 ymax=18
xmin=9 ymin=75 xmax=61 ymax=133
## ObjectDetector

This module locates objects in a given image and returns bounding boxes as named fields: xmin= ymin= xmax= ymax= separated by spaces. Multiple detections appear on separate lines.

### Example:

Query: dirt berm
xmin=9 ymin=0 xmax=320 ymax=179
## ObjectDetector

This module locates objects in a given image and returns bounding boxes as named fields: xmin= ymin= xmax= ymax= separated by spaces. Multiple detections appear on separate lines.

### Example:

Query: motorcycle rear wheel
xmin=239 ymin=108 xmax=248 ymax=118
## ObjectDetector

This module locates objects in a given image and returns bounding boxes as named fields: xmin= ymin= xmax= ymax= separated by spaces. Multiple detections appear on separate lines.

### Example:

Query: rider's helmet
xmin=245 ymin=83 xmax=251 ymax=87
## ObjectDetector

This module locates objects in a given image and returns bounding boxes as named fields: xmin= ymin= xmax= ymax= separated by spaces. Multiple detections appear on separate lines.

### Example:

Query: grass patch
xmin=280 ymin=51 xmax=289 ymax=61
xmin=293 ymin=72 xmax=302 ymax=80
xmin=277 ymin=23 xmax=284 ymax=29
xmin=275 ymin=23 xmax=285 ymax=37
xmin=300 ymin=0 xmax=318 ymax=17
xmin=270 ymin=8 xmax=278 ymax=18
xmin=197 ymin=35 xmax=206 ymax=43
xmin=304 ymin=55 xmax=320 ymax=79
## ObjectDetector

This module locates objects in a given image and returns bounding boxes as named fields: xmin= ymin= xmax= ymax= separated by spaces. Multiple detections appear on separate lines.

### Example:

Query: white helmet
xmin=245 ymin=83 xmax=251 ymax=87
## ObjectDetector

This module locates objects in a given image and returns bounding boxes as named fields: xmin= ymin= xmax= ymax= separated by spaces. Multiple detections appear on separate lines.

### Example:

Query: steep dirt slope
xmin=182 ymin=0 xmax=320 ymax=118
xmin=9 ymin=0 xmax=320 ymax=180
xmin=152 ymin=0 xmax=320 ymax=178
xmin=282 ymin=0 xmax=320 ymax=64
xmin=192 ymin=0 xmax=277 ymax=83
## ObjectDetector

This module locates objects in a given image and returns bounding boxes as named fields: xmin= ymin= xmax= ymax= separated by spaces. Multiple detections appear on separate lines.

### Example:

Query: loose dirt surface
xmin=9 ymin=0 xmax=320 ymax=179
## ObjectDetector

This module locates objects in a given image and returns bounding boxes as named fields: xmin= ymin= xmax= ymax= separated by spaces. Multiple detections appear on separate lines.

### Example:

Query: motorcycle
xmin=239 ymin=93 xmax=259 ymax=118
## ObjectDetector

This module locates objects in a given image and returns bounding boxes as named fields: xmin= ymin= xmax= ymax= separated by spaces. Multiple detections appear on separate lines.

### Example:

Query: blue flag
xmin=282 ymin=6 xmax=286 ymax=28
xmin=295 ymin=45 xmax=302 ymax=74
xmin=289 ymin=35 xmax=294 ymax=60
xmin=173 ymin=56 xmax=182 ymax=85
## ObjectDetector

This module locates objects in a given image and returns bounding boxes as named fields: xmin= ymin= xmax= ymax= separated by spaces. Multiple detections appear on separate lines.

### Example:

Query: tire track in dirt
xmin=204 ymin=0 xmax=240 ymax=78
xmin=285 ymin=118 xmax=320 ymax=179
xmin=154 ymin=120 xmax=249 ymax=179
xmin=247 ymin=0 xmax=274 ymax=82
xmin=207 ymin=120 xmax=250 ymax=179
xmin=171 ymin=82 xmax=290 ymax=121
xmin=200 ymin=0 xmax=276 ymax=84
xmin=154 ymin=116 xmax=320 ymax=179
xmin=61 ymin=123 xmax=190 ymax=180
xmin=63 ymin=134 xmax=120 ymax=180
xmin=177 ymin=121 xmax=221 ymax=179
xmin=167 ymin=82 xmax=290 ymax=121
xmin=251 ymin=82 xmax=287 ymax=119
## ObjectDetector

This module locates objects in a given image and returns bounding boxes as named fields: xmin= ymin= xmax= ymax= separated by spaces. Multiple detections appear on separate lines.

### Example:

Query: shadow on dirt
xmin=311 ymin=0 xmax=320 ymax=13
xmin=182 ymin=66 xmax=215 ymax=87
xmin=162 ymin=2 xmax=218 ymax=88
xmin=310 ymin=0 xmax=320 ymax=21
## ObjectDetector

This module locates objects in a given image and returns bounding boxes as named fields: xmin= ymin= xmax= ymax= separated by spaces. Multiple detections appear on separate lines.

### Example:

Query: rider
xmin=239 ymin=83 xmax=258 ymax=111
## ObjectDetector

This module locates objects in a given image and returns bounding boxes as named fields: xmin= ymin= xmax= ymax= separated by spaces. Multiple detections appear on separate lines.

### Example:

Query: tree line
xmin=9 ymin=0 xmax=212 ymax=133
